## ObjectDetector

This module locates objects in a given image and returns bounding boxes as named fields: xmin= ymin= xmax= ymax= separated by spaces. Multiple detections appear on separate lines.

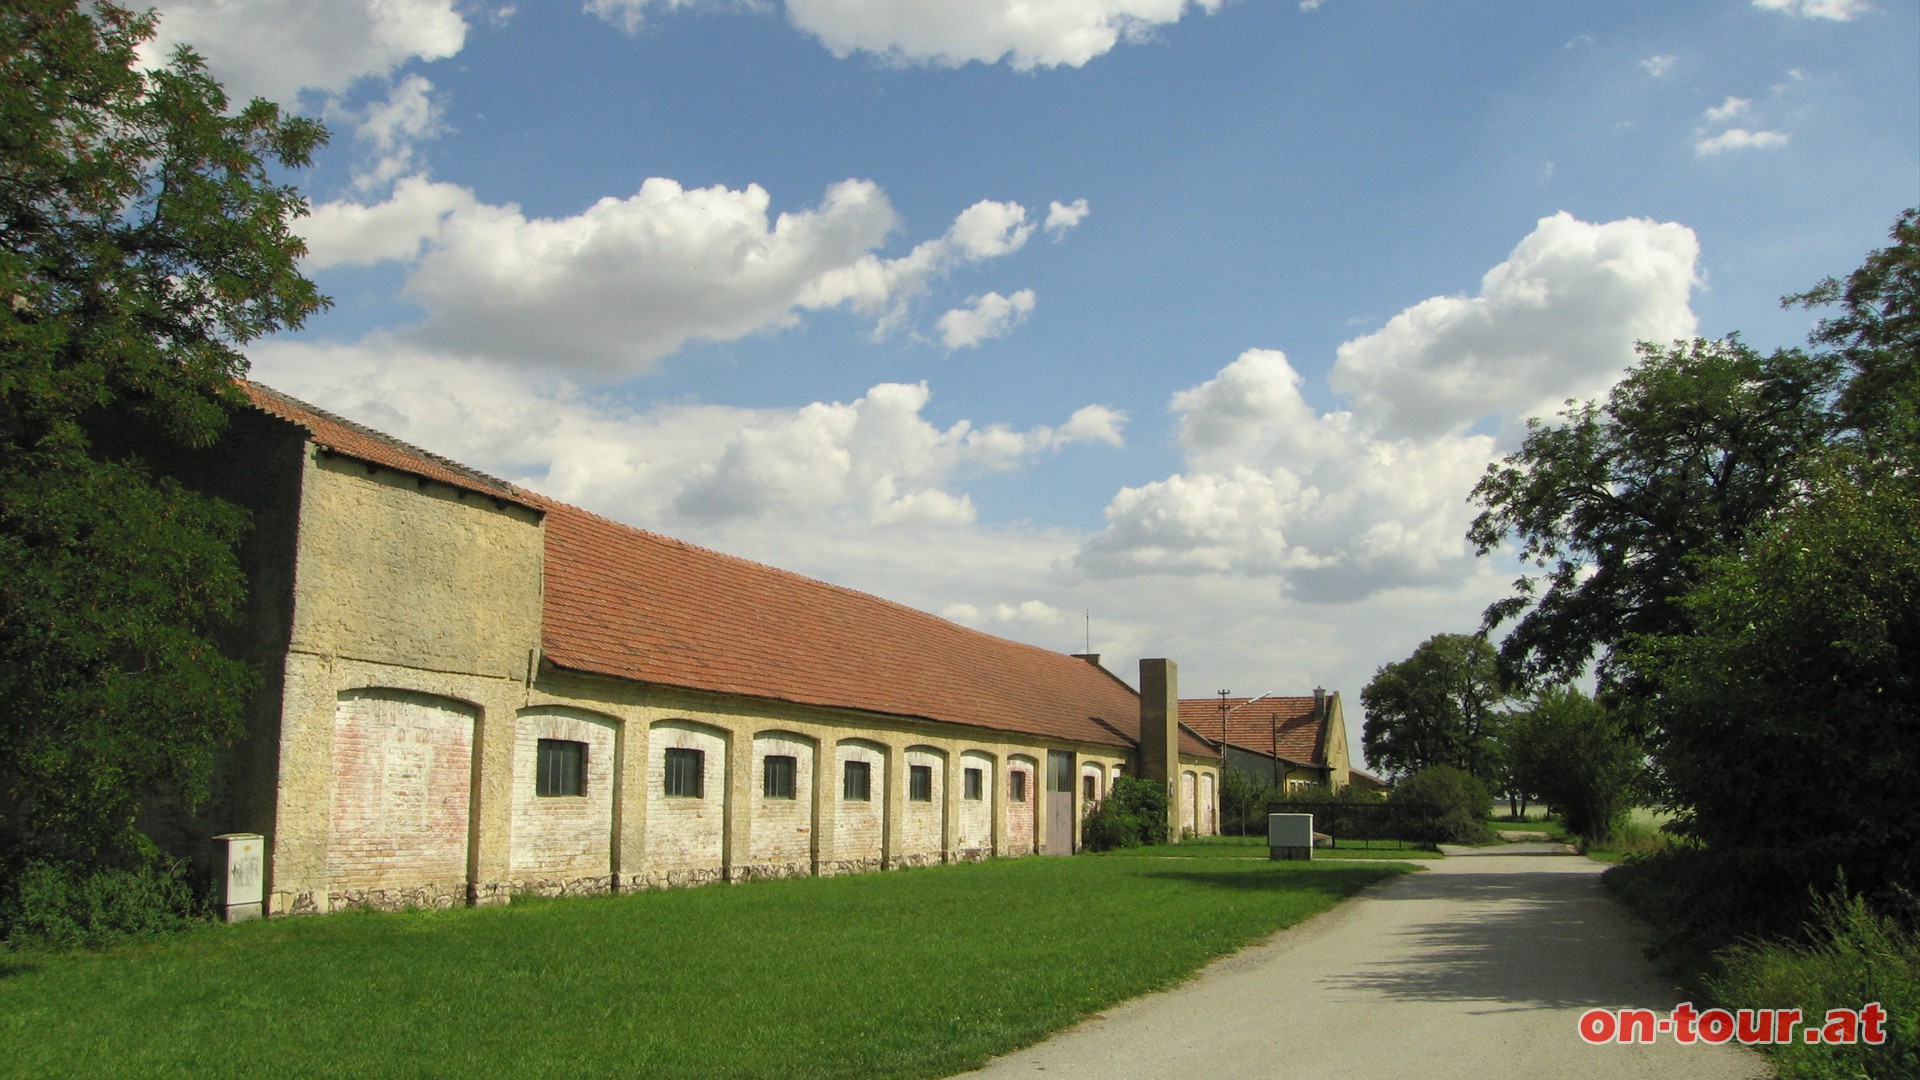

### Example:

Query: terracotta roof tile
xmin=1179 ymin=696 xmax=1327 ymax=765
xmin=538 ymin=497 xmax=1203 ymax=753
xmin=240 ymin=382 xmax=535 ymax=508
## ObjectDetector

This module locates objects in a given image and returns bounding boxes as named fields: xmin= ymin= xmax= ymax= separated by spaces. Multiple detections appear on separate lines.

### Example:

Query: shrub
xmin=0 ymin=857 xmax=206 ymax=951
xmin=1082 ymin=776 xmax=1171 ymax=852
xmin=1389 ymin=765 xmax=1496 ymax=846
xmin=1219 ymin=769 xmax=1277 ymax=836
xmin=1712 ymin=890 xmax=1920 ymax=1080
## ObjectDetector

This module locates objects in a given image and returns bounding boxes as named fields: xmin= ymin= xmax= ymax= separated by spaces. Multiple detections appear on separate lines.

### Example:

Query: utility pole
xmin=1217 ymin=689 xmax=1231 ymax=836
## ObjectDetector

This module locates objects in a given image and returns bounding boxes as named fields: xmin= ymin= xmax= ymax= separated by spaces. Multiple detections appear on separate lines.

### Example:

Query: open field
xmin=0 ymin=852 xmax=1409 ymax=1080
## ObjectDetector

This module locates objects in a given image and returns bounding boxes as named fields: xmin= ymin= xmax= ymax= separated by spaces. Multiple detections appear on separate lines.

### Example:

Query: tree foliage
xmin=1080 ymin=776 xmax=1172 ymax=851
xmin=1620 ymin=459 xmax=1919 ymax=910
xmin=0 ymin=3 xmax=325 ymax=866
xmin=1473 ymin=207 xmax=1918 ymax=938
xmin=1468 ymin=337 xmax=1841 ymax=691
xmin=1506 ymin=685 xmax=1641 ymax=843
xmin=1386 ymin=765 xmax=1494 ymax=847
xmin=1217 ymin=767 xmax=1276 ymax=837
xmin=1359 ymin=632 xmax=1510 ymax=783
xmin=1790 ymin=206 xmax=1920 ymax=457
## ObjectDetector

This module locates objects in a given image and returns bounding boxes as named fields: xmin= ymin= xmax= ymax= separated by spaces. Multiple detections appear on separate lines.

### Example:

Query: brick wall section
xmin=327 ymin=690 xmax=475 ymax=908
xmin=1180 ymin=770 xmax=1197 ymax=835
xmin=1005 ymin=757 xmax=1036 ymax=854
xmin=901 ymin=746 xmax=946 ymax=866
xmin=746 ymin=732 xmax=815 ymax=879
xmin=509 ymin=708 xmax=618 ymax=894
xmin=644 ymin=720 xmax=728 ymax=886
xmin=833 ymin=740 xmax=886 ymax=873
xmin=956 ymin=751 xmax=994 ymax=859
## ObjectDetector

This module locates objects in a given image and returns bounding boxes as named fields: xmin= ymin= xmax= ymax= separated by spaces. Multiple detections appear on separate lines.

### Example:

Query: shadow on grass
xmin=1140 ymin=866 xmax=1406 ymax=894
xmin=0 ymin=957 xmax=43 ymax=979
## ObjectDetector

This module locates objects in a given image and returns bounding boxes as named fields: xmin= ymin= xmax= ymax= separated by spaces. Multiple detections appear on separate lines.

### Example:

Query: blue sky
xmin=148 ymin=0 xmax=1918 ymax=760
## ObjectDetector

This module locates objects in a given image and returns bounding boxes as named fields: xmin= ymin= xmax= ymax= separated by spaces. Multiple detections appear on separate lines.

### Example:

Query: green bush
xmin=1082 ymin=776 xmax=1171 ymax=852
xmin=1389 ymin=765 xmax=1496 ymax=846
xmin=1219 ymin=769 xmax=1277 ymax=836
xmin=1712 ymin=891 xmax=1920 ymax=1080
xmin=0 ymin=856 xmax=206 ymax=951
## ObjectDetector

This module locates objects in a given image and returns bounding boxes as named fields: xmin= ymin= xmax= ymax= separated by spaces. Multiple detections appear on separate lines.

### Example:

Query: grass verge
xmin=0 ymin=852 xmax=1407 ymax=1079
xmin=1138 ymin=835 xmax=1440 ymax=860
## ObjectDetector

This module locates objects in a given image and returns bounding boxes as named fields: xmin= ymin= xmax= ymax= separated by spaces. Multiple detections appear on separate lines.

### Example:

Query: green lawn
xmin=1155 ymin=835 xmax=1441 ymax=860
xmin=0 ymin=853 xmax=1408 ymax=1079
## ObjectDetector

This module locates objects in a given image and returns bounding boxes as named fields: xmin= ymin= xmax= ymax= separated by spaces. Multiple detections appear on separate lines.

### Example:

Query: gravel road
xmin=953 ymin=848 xmax=1772 ymax=1079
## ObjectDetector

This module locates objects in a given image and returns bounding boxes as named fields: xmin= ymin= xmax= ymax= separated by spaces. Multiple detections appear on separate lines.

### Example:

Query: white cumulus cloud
xmin=1078 ymin=214 xmax=1702 ymax=601
xmin=246 ymin=342 xmax=1123 ymax=531
xmin=778 ymin=0 xmax=1225 ymax=70
xmin=350 ymin=75 xmax=445 ymax=191
xmin=144 ymin=0 xmax=466 ymax=101
xmin=1641 ymin=54 xmax=1677 ymax=78
xmin=1045 ymin=199 xmax=1092 ymax=235
xmin=1751 ymin=0 xmax=1870 ymax=19
xmin=300 ymin=175 xmax=476 ymax=268
xmin=937 ymin=289 xmax=1037 ymax=349
xmin=302 ymin=177 xmax=1073 ymax=371
xmin=1695 ymin=128 xmax=1791 ymax=155
xmin=1327 ymin=212 xmax=1700 ymax=440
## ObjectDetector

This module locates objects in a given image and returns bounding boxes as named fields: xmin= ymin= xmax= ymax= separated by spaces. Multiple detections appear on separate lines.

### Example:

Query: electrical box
xmin=1268 ymin=813 xmax=1313 ymax=861
xmin=212 ymin=833 xmax=265 ymax=922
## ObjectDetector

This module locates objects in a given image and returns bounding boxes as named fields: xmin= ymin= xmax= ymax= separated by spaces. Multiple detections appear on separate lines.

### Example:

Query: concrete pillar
xmin=882 ymin=743 xmax=904 ymax=870
xmin=614 ymin=716 xmax=647 ymax=890
xmin=723 ymin=728 xmax=751 ymax=881
xmin=811 ymin=736 xmax=836 ymax=876
xmin=941 ymin=750 xmax=960 ymax=863
xmin=467 ymin=685 xmax=520 ymax=906
xmin=1139 ymin=658 xmax=1180 ymax=843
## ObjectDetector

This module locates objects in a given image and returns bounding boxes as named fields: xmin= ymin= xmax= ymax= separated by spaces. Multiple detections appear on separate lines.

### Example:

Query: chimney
xmin=1314 ymin=686 xmax=1326 ymax=716
xmin=1138 ymin=658 xmax=1181 ymax=842
xmin=1071 ymin=653 xmax=1101 ymax=666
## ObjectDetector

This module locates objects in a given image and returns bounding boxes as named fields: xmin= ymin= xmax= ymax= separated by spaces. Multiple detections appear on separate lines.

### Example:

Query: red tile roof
xmin=541 ymin=499 xmax=1213 ymax=755
xmin=246 ymin=381 xmax=1213 ymax=756
xmin=240 ymin=382 xmax=535 ymax=508
xmin=1178 ymin=696 xmax=1327 ymax=765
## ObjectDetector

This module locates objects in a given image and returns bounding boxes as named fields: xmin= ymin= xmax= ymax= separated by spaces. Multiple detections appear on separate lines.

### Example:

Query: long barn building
xmin=156 ymin=383 xmax=1220 ymax=915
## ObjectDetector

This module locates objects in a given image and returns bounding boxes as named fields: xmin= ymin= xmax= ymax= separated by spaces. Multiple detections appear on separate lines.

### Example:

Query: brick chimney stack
xmin=1139 ymin=658 xmax=1181 ymax=843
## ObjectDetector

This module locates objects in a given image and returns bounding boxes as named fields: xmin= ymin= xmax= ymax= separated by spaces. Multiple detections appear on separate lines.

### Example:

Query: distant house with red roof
xmin=1177 ymin=690 xmax=1353 ymax=794
xmin=157 ymin=383 xmax=1219 ymax=916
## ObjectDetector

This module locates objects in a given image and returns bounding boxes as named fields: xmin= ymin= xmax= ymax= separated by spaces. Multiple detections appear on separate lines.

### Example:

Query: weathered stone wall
xmin=745 ymin=731 xmax=815 ymax=879
xmin=1080 ymin=761 xmax=1105 ymax=805
xmin=265 ymin=450 xmax=544 ymax=915
xmin=644 ymin=719 xmax=729 ymax=887
xmin=1005 ymin=756 xmax=1037 ymax=854
xmin=900 ymin=746 xmax=947 ymax=867
xmin=289 ymin=452 xmax=541 ymax=680
xmin=833 ymin=739 xmax=887 ymax=874
xmin=1200 ymin=772 xmax=1216 ymax=835
xmin=955 ymin=751 xmax=995 ymax=859
xmin=509 ymin=706 xmax=618 ymax=895
xmin=326 ymin=689 xmax=476 ymax=909
xmin=1181 ymin=770 xmax=1198 ymax=834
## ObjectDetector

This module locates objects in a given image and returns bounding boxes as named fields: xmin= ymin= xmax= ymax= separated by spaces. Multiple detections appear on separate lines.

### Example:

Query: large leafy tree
xmin=1505 ymin=685 xmax=1641 ymax=843
xmin=0 ymin=3 xmax=325 ymax=865
xmin=1467 ymin=337 xmax=1841 ymax=691
xmin=1618 ymin=212 xmax=1920 ymax=917
xmin=1791 ymin=207 xmax=1920 ymax=455
xmin=1359 ymin=632 xmax=1510 ymax=783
